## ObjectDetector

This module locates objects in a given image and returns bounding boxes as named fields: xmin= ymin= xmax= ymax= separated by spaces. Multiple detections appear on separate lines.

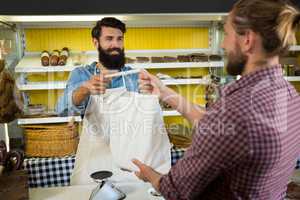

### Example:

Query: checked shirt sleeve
xmin=159 ymin=105 xmax=249 ymax=200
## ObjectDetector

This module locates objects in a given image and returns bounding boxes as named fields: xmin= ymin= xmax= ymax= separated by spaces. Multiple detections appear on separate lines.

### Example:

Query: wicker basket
xmin=22 ymin=123 xmax=79 ymax=157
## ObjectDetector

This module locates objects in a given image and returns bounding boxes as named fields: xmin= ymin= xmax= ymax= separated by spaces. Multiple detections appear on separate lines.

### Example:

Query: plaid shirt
xmin=159 ymin=65 xmax=300 ymax=200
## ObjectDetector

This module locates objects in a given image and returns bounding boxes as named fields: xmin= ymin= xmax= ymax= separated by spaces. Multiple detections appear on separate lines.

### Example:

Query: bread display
xmin=122 ymin=53 xmax=222 ymax=64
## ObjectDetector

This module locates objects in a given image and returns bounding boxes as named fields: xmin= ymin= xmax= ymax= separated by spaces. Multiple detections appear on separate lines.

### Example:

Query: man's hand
xmin=132 ymin=159 xmax=163 ymax=192
xmin=83 ymin=70 xmax=118 ymax=95
xmin=138 ymin=70 xmax=166 ymax=97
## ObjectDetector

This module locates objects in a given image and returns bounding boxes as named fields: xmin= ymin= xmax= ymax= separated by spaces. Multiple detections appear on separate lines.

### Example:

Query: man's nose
xmin=111 ymin=39 xmax=121 ymax=48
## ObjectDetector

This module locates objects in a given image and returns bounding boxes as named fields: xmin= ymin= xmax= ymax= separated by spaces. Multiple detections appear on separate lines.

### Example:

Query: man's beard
xmin=225 ymin=43 xmax=247 ymax=76
xmin=98 ymin=46 xmax=125 ymax=70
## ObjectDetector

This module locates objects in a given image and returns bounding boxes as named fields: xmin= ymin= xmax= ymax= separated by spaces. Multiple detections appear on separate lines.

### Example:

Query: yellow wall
xmin=24 ymin=27 xmax=210 ymax=127
xmin=25 ymin=27 xmax=209 ymax=51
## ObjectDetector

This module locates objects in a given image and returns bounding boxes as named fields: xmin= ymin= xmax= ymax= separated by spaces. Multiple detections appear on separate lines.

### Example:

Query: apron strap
xmin=121 ymin=73 xmax=127 ymax=91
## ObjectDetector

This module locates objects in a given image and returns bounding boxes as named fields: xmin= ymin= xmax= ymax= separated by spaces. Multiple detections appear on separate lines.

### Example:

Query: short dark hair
xmin=91 ymin=17 xmax=126 ymax=39
xmin=232 ymin=0 xmax=300 ymax=56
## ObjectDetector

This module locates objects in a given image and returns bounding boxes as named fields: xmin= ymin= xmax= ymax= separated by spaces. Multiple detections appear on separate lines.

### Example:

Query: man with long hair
xmin=135 ymin=0 xmax=300 ymax=199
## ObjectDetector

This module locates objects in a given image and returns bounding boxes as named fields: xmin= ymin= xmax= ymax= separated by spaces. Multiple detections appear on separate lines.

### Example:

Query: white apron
xmin=70 ymin=72 xmax=171 ymax=185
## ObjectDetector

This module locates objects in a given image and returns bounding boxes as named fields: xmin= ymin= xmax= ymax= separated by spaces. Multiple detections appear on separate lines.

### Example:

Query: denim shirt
xmin=56 ymin=62 xmax=139 ymax=116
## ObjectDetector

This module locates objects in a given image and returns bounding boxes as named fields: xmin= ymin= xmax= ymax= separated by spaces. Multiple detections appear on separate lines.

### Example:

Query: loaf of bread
xmin=58 ymin=47 xmax=69 ymax=66
xmin=189 ymin=53 xmax=208 ymax=62
xmin=177 ymin=55 xmax=191 ymax=62
xmin=40 ymin=51 xmax=50 ymax=66
xmin=0 ymin=68 xmax=23 ymax=123
xmin=125 ymin=57 xmax=135 ymax=64
xmin=209 ymin=54 xmax=222 ymax=61
xmin=136 ymin=57 xmax=150 ymax=63
xmin=163 ymin=56 xmax=177 ymax=63
xmin=50 ymin=50 xmax=60 ymax=66
xmin=151 ymin=57 xmax=164 ymax=63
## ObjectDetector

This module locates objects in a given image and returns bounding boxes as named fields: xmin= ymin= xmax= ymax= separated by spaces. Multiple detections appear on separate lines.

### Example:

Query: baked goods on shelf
xmin=25 ymin=104 xmax=46 ymax=116
xmin=0 ymin=68 xmax=23 ymax=123
xmin=151 ymin=57 xmax=165 ymax=63
xmin=189 ymin=53 xmax=209 ymax=62
xmin=49 ymin=50 xmax=60 ymax=66
xmin=209 ymin=54 xmax=222 ymax=61
xmin=136 ymin=57 xmax=150 ymax=63
xmin=40 ymin=51 xmax=50 ymax=66
xmin=177 ymin=55 xmax=191 ymax=62
xmin=163 ymin=56 xmax=177 ymax=63
xmin=58 ymin=47 xmax=69 ymax=66
xmin=125 ymin=57 xmax=136 ymax=64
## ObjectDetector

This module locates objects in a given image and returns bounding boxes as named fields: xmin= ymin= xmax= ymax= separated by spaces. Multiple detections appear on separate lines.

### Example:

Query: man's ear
xmin=92 ymin=38 xmax=99 ymax=49
xmin=239 ymin=29 xmax=256 ymax=54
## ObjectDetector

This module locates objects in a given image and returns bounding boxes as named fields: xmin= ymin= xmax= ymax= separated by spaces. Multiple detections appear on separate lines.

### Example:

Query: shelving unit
xmin=12 ymin=17 xmax=225 ymax=125
xmin=17 ymin=78 xmax=210 ymax=91
xmin=17 ymin=116 xmax=82 ymax=125
xmin=15 ymin=51 xmax=224 ymax=73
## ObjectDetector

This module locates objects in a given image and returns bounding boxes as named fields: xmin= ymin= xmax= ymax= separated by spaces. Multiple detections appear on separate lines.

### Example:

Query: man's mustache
xmin=106 ymin=48 xmax=123 ymax=54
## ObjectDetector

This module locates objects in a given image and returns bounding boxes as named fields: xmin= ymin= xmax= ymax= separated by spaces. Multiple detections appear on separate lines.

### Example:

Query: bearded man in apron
xmin=60 ymin=17 xmax=171 ymax=185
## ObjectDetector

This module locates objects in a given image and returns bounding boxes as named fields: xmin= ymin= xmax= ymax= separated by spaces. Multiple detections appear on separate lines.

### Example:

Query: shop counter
xmin=29 ymin=182 xmax=157 ymax=200
xmin=24 ymin=147 xmax=186 ymax=188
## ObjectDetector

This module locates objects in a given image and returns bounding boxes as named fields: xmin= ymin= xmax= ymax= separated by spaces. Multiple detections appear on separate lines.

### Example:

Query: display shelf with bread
xmin=15 ymin=52 xmax=81 ymax=73
xmin=15 ymin=50 xmax=224 ymax=73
